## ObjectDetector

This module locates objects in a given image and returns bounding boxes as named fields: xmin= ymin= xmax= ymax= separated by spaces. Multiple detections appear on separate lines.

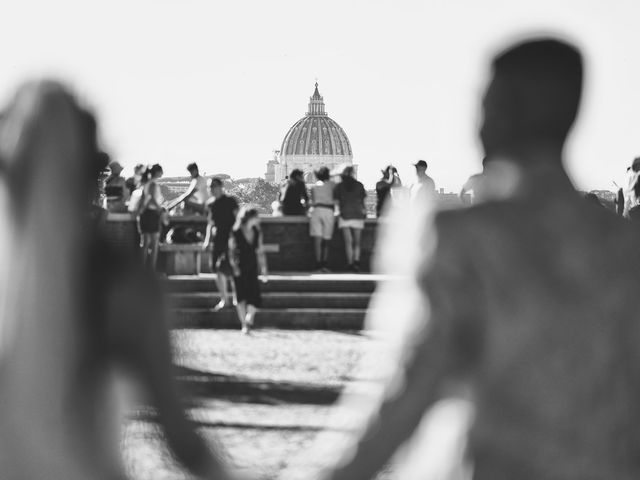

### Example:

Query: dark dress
xmin=233 ymin=226 xmax=261 ymax=307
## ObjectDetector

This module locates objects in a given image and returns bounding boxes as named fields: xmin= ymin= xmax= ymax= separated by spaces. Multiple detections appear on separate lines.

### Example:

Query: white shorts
xmin=338 ymin=218 xmax=365 ymax=230
xmin=310 ymin=207 xmax=336 ymax=239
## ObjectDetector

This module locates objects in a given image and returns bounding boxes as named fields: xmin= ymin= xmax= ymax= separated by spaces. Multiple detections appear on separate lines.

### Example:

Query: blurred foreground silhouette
xmin=315 ymin=38 xmax=640 ymax=480
xmin=0 ymin=82 xmax=230 ymax=479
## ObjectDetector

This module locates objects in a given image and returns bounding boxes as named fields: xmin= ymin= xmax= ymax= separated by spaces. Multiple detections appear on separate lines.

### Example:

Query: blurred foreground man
xmin=318 ymin=39 xmax=640 ymax=480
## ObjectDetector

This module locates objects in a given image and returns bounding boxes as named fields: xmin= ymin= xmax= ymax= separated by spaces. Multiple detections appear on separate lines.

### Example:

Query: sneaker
xmin=213 ymin=300 xmax=227 ymax=311
xmin=352 ymin=262 xmax=361 ymax=273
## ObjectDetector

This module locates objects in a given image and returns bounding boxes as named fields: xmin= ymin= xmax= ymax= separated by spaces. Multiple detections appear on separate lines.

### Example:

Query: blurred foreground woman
xmin=0 ymin=82 xmax=230 ymax=479
xmin=317 ymin=38 xmax=640 ymax=480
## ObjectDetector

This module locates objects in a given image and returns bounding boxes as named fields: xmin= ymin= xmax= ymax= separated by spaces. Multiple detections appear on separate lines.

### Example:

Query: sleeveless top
xmin=233 ymin=226 xmax=260 ymax=274
xmin=143 ymin=180 xmax=164 ymax=211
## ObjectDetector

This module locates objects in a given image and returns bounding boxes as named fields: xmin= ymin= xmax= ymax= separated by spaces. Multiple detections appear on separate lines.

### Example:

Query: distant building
xmin=265 ymin=151 xmax=280 ymax=183
xmin=267 ymin=83 xmax=355 ymax=183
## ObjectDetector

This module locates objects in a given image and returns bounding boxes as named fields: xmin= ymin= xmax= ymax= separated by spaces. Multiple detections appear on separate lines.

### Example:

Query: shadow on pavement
xmin=175 ymin=366 xmax=343 ymax=405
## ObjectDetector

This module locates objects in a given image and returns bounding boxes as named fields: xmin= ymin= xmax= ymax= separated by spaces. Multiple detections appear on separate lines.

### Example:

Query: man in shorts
xmin=203 ymin=177 xmax=239 ymax=310
xmin=309 ymin=166 xmax=336 ymax=272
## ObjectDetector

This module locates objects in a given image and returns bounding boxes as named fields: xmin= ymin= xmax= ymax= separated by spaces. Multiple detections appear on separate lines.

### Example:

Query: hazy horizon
xmin=2 ymin=0 xmax=639 ymax=191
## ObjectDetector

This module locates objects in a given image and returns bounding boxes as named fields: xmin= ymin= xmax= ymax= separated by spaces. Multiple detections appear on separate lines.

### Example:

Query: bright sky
xmin=1 ymin=0 xmax=639 ymax=191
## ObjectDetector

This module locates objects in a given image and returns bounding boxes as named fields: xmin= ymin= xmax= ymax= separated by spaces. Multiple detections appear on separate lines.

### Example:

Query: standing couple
xmin=202 ymin=177 xmax=268 ymax=334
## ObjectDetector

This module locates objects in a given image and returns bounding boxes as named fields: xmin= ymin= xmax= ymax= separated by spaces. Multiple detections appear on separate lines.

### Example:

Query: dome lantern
xmin=307 ymin=82 xmax=327 ymax=116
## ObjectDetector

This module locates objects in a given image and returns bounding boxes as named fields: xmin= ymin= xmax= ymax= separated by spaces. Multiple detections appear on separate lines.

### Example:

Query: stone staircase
xmin=166 ymin=273 xmax=383 ymax=330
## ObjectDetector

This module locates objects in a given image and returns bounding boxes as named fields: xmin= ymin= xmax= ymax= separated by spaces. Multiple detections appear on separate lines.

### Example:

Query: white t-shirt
xmin=410 ymin=175 xmax=436 ymax=203
xmin=190 ymin=176 xmax=210 ymax=205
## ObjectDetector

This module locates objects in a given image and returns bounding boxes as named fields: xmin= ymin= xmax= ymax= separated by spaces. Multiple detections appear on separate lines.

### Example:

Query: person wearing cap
xmin=410 ymin=159 xmax=436 ymax=202
xmin=309 ymin=166 xmax=336 ymax=271
xmin=104 ymin=159 xmax=130 ymax=212
xmin=623 ymin=156 xmax=640 ymax=219
xmin=333 ymin=165 xmax=367 ymax=272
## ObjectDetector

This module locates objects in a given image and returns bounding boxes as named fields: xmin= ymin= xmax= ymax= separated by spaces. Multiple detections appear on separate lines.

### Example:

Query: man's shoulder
xmin=431 ymin=201 xmax=514 ymax=241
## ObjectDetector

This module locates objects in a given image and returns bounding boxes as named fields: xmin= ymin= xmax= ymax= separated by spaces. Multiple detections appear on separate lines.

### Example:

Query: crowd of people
xmin=273 ymin=160 xmax=438 ymax=272
xmin=95 ymin=160 xmax=269 ymax=333
xmin=276 ymin=166 xmax=368 ymax=271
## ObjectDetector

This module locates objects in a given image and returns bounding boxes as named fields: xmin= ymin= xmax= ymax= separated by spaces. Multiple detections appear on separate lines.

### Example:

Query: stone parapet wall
xmin=104 ymin=214 xmax=380 ymax=274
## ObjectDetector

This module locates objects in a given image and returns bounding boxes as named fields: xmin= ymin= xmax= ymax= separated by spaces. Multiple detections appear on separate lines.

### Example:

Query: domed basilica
xmin=265 ymin=83 xmax=354 ymax=183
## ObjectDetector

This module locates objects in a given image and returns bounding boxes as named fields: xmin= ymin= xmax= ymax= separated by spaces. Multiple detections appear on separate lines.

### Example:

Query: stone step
xmin=169 ymin=292 xmax=372 ymax=309
xmin=163 ymin=274 xmax=380 ymax=294
xmin=170 ymin=308 xmax=366 ymax=330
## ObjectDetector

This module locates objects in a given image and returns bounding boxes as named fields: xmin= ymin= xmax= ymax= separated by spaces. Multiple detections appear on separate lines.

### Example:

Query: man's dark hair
xmin=187 ymin=162 xmax=198 ymax=173
xmin=484 ymin=38 xmax=583 ymax=156
xmin=210 ymin=177 xmax=224 ymax=188
xmin=290 ymin=169 xmax=304 ymax=180
xmin=315 ymin=167 xmax=330 ymax=182
xmin=150 ymin=163 xmax=163 ymax=176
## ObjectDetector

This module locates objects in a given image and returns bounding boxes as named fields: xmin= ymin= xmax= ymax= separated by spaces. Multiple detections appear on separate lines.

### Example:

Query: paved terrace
xmin=122 ymin=329 xmax=394 ymax=480
xmin=121 ymin=272 xmax=406 ymax=479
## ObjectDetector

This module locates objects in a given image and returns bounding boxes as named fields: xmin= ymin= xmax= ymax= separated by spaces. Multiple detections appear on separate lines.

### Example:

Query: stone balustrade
xmin=104 ymin=213 xmax=380 ymax=274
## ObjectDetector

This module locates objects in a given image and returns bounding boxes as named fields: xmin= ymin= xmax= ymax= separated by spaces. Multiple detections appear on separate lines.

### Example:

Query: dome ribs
xmin=281 ymin=117 xmax=352 ymax=158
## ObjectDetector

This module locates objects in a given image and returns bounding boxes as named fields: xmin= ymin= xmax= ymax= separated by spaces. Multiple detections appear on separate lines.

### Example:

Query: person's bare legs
xmin=341 ymin=227 xmax=353 ymax=268
xmin=322 ymin=238 xmax=331 ymax=269
xmin=214 ymin=273 xmax=229 ymax=310
xmin=352 ymin=228 xmax=362 ymax=268
xmin=141 ymin=233 xmax=151 ymax=266
xmin=245 ymin=304 xmax=257 ymax=332
xmin=148 ymin=232 xmax=160 ymax=270
xmin=236 ymin=300 xmax=248 ymax=333
xmin=313 ymin=236 xmax=323 ymax=266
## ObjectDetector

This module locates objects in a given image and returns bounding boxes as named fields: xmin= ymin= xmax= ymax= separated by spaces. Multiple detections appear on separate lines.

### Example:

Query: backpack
xmin=128 ymin=188 xmax=145 ymax=215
